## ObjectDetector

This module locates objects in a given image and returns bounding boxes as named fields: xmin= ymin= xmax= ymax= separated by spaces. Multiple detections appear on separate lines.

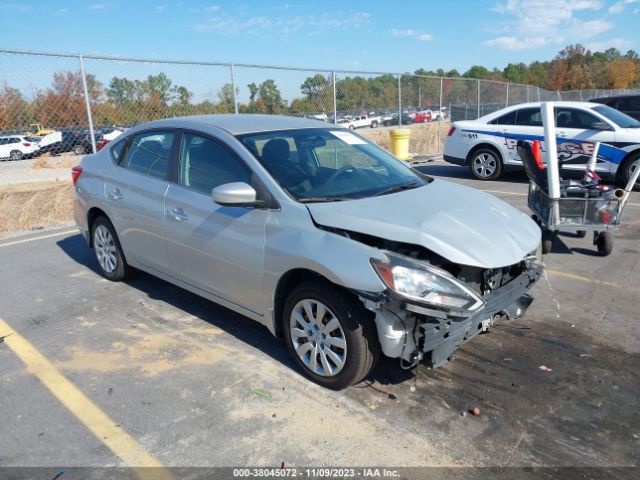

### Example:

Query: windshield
xmin=593 ymin=105 xmax=640 ymax=128
xmin=237 ymin=128 xmax=429 ymax=202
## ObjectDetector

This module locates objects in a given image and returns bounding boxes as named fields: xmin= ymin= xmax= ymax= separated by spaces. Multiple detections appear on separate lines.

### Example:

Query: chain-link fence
xmin=1 ymin=48 xmax=639 ymax=159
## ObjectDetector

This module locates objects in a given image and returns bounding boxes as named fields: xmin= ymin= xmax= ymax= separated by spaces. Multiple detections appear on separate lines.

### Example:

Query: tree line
xmin=0 ymin=43 xmax=638 ymax=131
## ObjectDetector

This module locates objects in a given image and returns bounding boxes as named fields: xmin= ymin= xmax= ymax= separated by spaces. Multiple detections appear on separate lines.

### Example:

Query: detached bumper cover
xmin=413 ymin=263 xmax=543 ymax=367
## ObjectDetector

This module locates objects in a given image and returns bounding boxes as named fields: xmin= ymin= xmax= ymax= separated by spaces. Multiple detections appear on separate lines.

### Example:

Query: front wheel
xmin=9 ymin=150 xmax=23 ymax=161
xmin=283 ymin=279 xmax=379 ymax=390
xmin=541 ymin=229 xmax=555 ymax=254
xmin=596 ymin=232 xmax=613 ymax=257
xmin=370 ymin=121 xmax=378 ymax=128
xmin=469 ymin=148 xmax=503 ymax=180
xmin=73 ymin=144 xmax=87 ymax=155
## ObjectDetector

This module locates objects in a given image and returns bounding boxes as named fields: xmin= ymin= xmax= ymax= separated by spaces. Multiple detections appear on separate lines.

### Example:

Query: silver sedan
xmin=74 ymin=115 xmax=542 ymax=389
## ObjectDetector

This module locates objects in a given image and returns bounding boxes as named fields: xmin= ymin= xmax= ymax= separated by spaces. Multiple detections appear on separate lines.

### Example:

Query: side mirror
xmin=212 ymin=182 xmax=257 ymax=207
xmin=590 ymin=121 xmax=611 ymax=131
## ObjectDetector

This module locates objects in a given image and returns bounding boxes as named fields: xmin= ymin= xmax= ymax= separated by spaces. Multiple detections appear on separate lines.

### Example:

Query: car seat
xmin=261 ymin=138 xmax=306 ymax=187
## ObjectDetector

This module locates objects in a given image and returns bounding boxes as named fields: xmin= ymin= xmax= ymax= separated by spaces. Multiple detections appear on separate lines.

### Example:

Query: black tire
xmin=370 ymin=121 xmax=378 ymax=128
xmin=621 ymin=153 xmax=640 ymax=190
xmin=9 ymin=150 xmax=23 ymax=161
xmin=91 ymin=216 xmax=132 ymax=281
xmin=576 ymin=230 xmax=587 ymax=238
xmin=596 ymin=232 xmax=613 ymax=257
xmin=469 ymin=147 xmax=503 ymax=180
xmin=541 ymin=229 xmax=555 ymax=254
xmin=73 ymin=144 xmax=87 ymax=155
xmin=283 ymin=279 xmax=380 ymax=390
xmin=348 ymin=125 xmax=355 ymax=130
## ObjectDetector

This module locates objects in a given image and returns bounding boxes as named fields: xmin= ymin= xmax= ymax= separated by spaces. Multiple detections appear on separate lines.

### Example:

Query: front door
xmin=164 ymin=131 xmax=268 ymax=315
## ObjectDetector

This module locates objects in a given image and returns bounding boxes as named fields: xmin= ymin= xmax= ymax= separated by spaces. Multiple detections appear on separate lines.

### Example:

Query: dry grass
xmin=0 ymin=181 xmax=74 ymax=237
xmin=359 ymin=121 xmax=451 ymax=156
xmin=32 ymin=154 xmax=81 ymax=169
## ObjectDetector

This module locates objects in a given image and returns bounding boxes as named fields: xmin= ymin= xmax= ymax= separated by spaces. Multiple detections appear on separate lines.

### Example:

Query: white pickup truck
xmin=339 ymin=114 xmax=381 ymax=129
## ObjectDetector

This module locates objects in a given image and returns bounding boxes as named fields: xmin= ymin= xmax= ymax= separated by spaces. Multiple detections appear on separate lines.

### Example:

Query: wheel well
xmin=87 ymin=207 xmax=108 ymax=247
xmin=466 ymin=143 xmax=502 ymax=163
xmin=272 ymin=268 xmax=334 ymax=338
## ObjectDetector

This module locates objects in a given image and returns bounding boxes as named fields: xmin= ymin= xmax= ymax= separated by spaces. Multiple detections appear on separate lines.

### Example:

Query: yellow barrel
xmin=389 ymin=129 xmax=411 ymax=160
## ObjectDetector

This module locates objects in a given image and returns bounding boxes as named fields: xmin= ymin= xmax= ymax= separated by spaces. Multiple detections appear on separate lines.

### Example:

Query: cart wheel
xmin=596 ymin=232 xmax=613 ymax=257
xmin=576 ymin=230 xmax=587 ymax=238
xmin=541 ymin=230 xmax=555 ymax=254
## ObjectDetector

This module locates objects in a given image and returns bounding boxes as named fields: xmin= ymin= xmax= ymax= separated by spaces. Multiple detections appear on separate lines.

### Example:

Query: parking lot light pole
xmin=332 ymin=71 xmax=337 ymax=124
xmin=230 ymin=63 xmax=238 ymax=114
xmin=398 ymin=74 xmax=402 ymax=126
xmin=438 ymin=77 xmax=443 ymax=152
xmin=79 ymin=55 xmax=97 ymax=154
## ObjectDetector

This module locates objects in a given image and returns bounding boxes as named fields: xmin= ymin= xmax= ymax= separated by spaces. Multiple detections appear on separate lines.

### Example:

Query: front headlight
xmin=371 ymin=251 xmax=485 ymax=312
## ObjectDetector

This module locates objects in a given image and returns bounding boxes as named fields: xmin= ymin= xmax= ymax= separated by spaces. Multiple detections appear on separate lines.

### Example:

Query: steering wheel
xmin=326 ymin=166 xmax=355 ymax=184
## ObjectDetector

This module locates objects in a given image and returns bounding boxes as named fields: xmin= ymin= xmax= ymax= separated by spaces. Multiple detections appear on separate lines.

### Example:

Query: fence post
xmin=438 ymin=76 xmax=443 ymax=153
xmin=78 ymin=55 xmax=96 ymax=154
xmin=526 ymin=85 xmax=530 ymax=103
xmin=230 ymin=63 xmax=238 ymax=114
xmin=579 ymin=90 xmax=583 ymax=101
xmin=505 ymin=82 xmax=509 ymax=107
xmin=398 ymin=73 xmax=402 ymax=126
xmin=476 ymin=79 xmax=480 ymax=118
xmin=332 ymin=71 xmax=337 ymax=124
xmin=537 ymin=87 xmax=541 ymax=101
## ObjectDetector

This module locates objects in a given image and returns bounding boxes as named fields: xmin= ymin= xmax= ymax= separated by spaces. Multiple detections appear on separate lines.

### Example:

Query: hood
xmin=306 ymin=179 xmax=541 ymax=269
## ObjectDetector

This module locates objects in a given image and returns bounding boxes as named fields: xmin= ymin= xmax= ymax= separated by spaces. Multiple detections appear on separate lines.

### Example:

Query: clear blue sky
xmin=1 ymin=0 xmax=638 ymax=72
xmin=0 ymin=0 xmax=638 ymax=102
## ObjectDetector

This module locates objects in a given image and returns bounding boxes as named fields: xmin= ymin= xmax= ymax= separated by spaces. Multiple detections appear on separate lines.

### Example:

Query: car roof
xmin=141 ymin=114 xmax=334 ymax=135
xmin=478 ymin=101 xmax=602 ymax=121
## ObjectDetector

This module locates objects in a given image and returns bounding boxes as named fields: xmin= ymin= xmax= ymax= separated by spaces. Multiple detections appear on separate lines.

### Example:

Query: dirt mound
xmin=0 ymin=182 xmax=74 ymax=237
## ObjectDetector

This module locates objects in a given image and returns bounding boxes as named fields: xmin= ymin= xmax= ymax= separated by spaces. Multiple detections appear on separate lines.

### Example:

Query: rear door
xmin=554 ymin=107 xmax=615 ymax=174
xmin=490 ymin=107 xmax=544 ymax=167
xmin=164 ymin=131 xmax=269 ymax=315
xmin=103 ymin=129 xmax=177 ymax=273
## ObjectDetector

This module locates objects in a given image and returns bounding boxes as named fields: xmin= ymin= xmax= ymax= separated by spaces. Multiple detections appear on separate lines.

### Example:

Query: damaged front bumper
xmin=359 ymin=263 xmax=543 ymax=368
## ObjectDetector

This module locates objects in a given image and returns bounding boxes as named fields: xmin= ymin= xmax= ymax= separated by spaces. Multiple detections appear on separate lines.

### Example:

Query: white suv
xmin=443 ymin=101 xmax=640 ymax=184
xmin=0 ymin=135 xmax=40 ymax=160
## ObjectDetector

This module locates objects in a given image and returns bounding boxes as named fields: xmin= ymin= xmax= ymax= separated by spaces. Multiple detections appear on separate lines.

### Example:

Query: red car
xmin=413 ymin=111 xmax=432 ymax=123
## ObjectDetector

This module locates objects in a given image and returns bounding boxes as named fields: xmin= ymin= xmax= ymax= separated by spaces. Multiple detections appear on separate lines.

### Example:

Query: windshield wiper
xmin=374 ymin=182 xmax=421 ymax=197
xmin=299 ymin=196 xmax=352 ymax=203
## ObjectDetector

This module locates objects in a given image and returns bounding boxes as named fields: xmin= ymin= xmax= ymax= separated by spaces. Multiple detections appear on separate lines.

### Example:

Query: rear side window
xmin=515 ymin=108 xmax=542 ymax=126
xmin=179 ymin=133 xmax=252 ymax=194
xmin=489 ymin=110 xmax=517 ymax=125
xmin=120 ymin=131 xmax=175 ymax=180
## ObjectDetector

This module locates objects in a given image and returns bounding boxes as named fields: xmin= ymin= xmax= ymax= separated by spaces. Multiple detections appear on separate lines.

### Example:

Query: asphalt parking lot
xmin=1 ymin=163 xmax=639 ymax=476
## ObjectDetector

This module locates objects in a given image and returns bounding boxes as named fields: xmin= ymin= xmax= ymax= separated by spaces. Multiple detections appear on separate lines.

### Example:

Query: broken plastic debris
xmin=539 ymin=365 xmax=553 ymax=372
xmin=472 ymin=407 xmax=481 ymax=416
xmin=250 ymin=388 xmax=272 ymax=399
xmin=409 ymin=385 xmax=416 ymax=393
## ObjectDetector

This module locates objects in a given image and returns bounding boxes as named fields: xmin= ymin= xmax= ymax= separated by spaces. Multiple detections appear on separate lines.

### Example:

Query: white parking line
xmin=0 ymin=229 xmax=78 ymax=248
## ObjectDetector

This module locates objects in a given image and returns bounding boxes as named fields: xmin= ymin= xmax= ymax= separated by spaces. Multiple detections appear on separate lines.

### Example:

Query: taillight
xmin=71 ymin=166 xmax=83 ymax=186
xmin=447 ymin=127 xmax=456 ymax=137
xmin=22 ymin=142 xmax=31 ymax=147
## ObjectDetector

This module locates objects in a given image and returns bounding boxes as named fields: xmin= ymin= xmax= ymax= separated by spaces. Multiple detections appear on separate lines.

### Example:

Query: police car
xmin=443 ymin=101 xmax=640 ymax=185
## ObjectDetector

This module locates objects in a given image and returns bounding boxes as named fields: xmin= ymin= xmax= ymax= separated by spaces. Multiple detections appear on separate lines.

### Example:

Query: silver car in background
xmin=73 ymin=115 xmax=543 ymax=389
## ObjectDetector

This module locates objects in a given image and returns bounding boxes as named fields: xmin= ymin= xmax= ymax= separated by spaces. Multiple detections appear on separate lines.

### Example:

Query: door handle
xmin=169 ymin=207 xmax=189 ymax=222
xmin=108 ymin=188 xmax=123 ymax=200
xmin=557 ymin=131 xmax=568 ymax=138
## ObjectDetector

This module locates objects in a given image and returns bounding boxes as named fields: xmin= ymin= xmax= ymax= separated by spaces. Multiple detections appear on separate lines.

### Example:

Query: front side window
xmin=237 ymin=128 xmax=429 ymax=202
xmin=555 ymin=108 xmax=601 ymax=129
xmin=120 ymin=131 xmax=175 ymax=179
xmin=179 ymin=133 xmax=252 ymax=194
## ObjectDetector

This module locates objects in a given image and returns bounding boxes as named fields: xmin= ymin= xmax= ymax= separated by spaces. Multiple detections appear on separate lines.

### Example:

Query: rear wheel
xmin=370 ymin=120 xmax=378 ymax=128
xmin=348 ymin=125 xmax=355 ymax=130
xmin=73 ymin=144 xmax=87 ymax=155
xmin=576 ymin=230 xmax=587 ymax=238
xmin=9 ymin=150 xmax=23 ymax=161
xmin=283 ymin=279 xmax=379 ymax=390
xmin=91 ymin=216 xmax=132 ymax=281
xmin=469 ymin=148 xmax=503 ymax=180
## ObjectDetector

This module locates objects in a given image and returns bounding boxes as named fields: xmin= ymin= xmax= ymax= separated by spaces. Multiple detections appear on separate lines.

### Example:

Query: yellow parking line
xmin=0 ymin=229 xmax=78 ymax=248
xmin=0 ymin=317 xmax=172 ymax=480
xmin=547 ymin=269 xmax=620 ymax=288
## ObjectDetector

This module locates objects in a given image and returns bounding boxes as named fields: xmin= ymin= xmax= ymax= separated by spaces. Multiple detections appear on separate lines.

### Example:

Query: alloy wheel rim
xmin=473 ymin=153 xmax=496 ymax=177
xmin=290 ymin=299 xmax=347 ymax=377
xmin=94 ymin=225 xmax=117 ymax=274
